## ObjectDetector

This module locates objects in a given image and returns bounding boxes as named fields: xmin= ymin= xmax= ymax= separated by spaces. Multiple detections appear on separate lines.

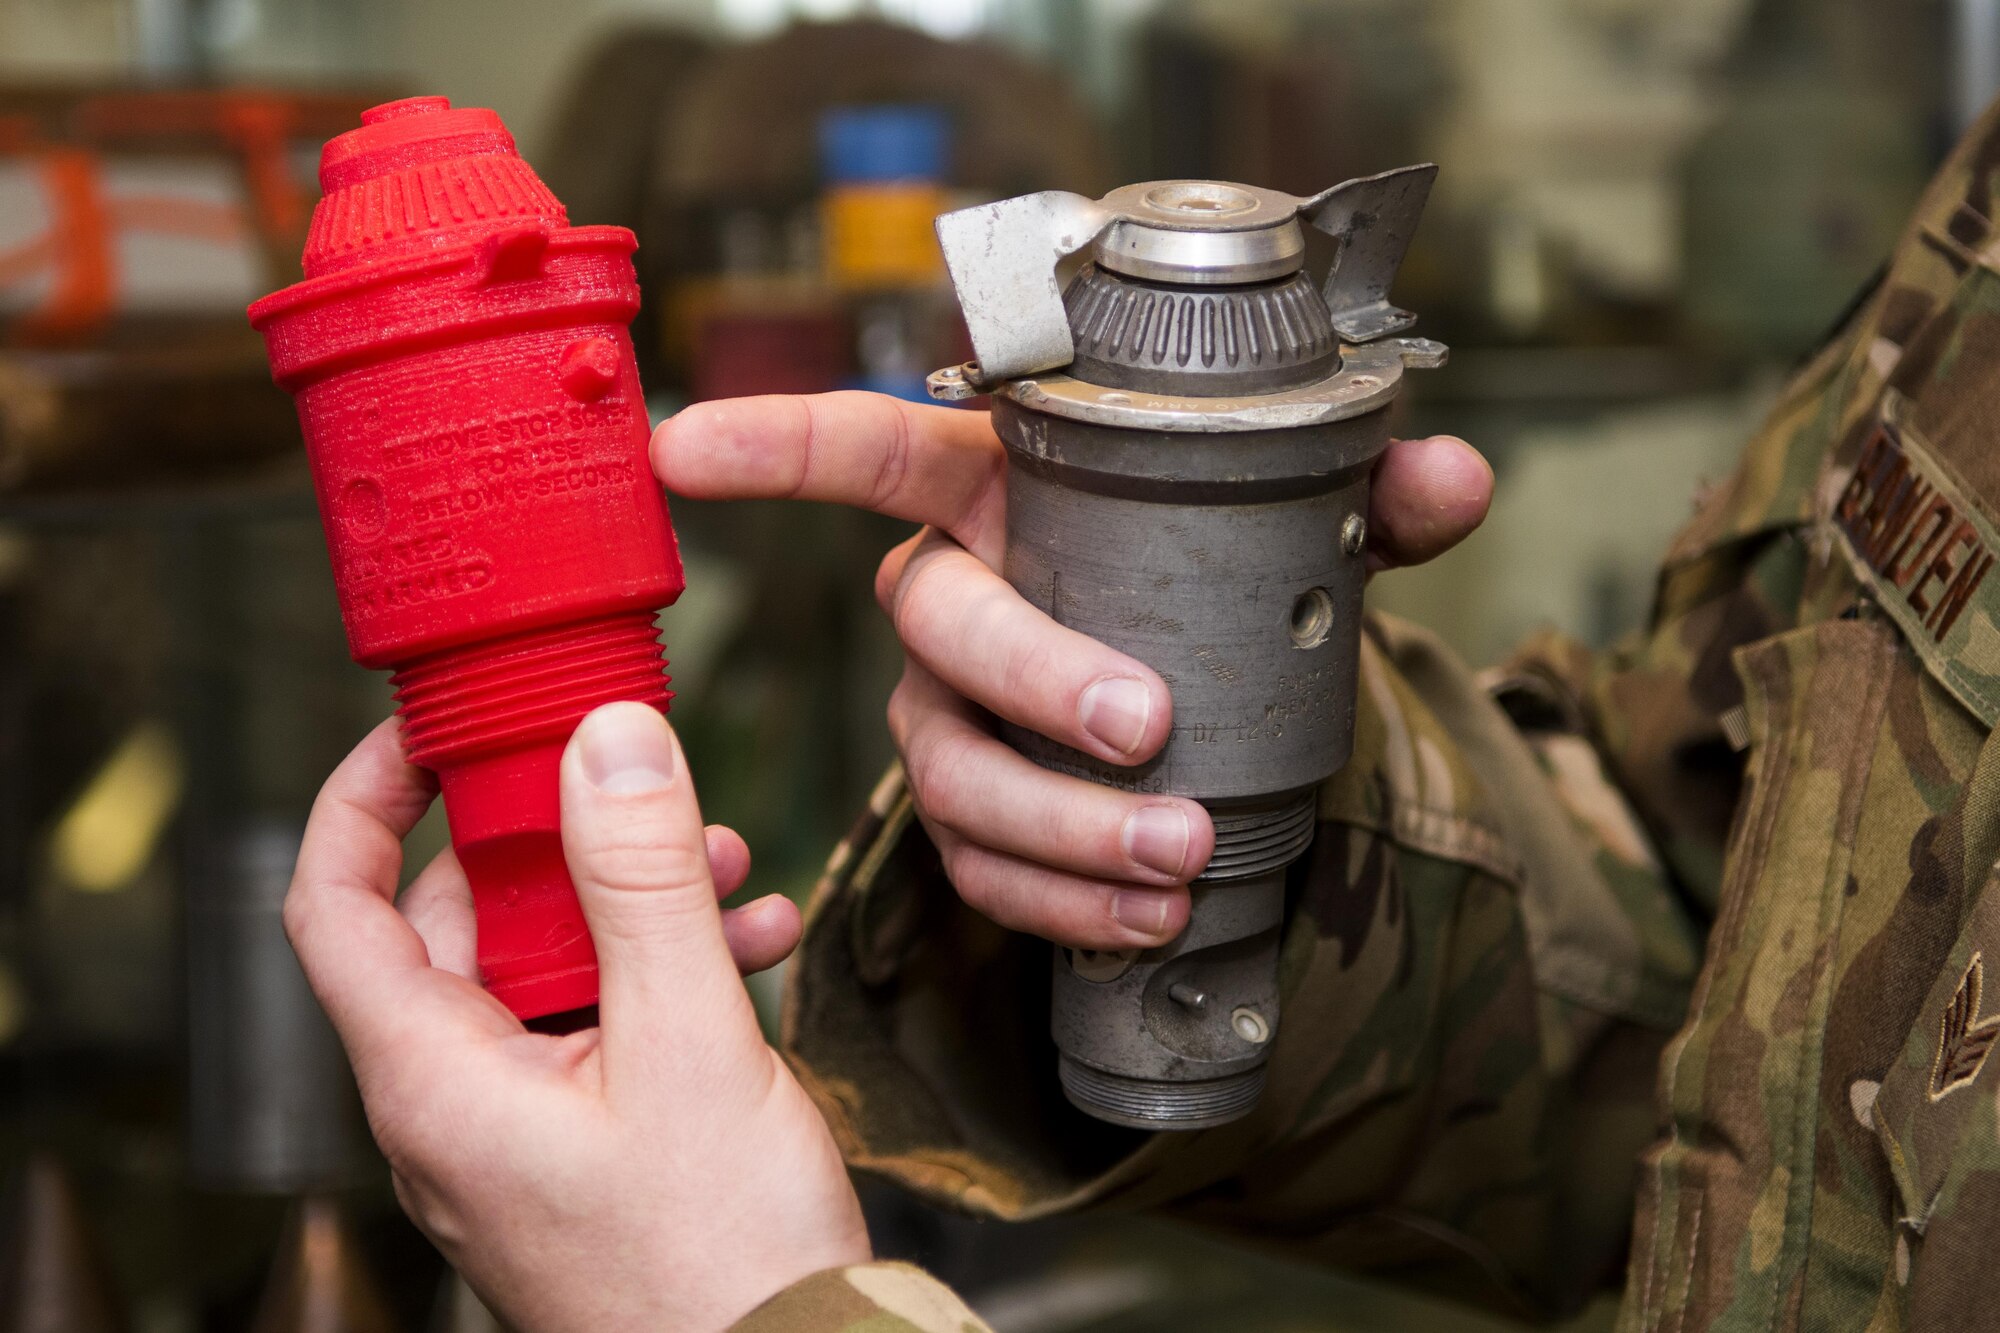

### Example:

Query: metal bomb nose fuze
xmin=929 ymin=169 xmax=1444 ymax=1129
xmin=249 ymin=97 xmax=685 ymax=1020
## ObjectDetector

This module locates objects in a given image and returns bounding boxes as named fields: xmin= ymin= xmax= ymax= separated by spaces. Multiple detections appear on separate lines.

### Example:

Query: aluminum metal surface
xmin=932 ymin=190 xmax=1118 ymax=386
xmin=998 ymin=422 xmax=1376 ymax=797
xmin=996 ymin=338 xmax=1446 ymax=433
xmin=1052 ymin=870 xmax=1285 ymax=1129
xmin=931 ymin=165 xmax=1438 ymax=390
xmin=1300 ymin=166 xmax=1439 ymax=341
xmin=933 ymin=164 xmax=1443 ymax=1129
xmin=1091 ymin=217 xmax=1304 ymax=286
xmin=1064 ymin=264 xmax=1340 ymax=396
xmin=1095 ymin=180 xmax=1307 ymax=233
xmin=999 ymin=398 xmax=1378 ymax=1129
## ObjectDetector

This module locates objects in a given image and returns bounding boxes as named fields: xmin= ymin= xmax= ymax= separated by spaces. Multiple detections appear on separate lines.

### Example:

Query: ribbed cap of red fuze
xmin=301 ymin=96 xmax=568 ymax=279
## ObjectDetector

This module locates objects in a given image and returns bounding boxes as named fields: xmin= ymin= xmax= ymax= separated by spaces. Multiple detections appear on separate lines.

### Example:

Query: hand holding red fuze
xmin=250 ymin=96 xmax=685 ymax=1019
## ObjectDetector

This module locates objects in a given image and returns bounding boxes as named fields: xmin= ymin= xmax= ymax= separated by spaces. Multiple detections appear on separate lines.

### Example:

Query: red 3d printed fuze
xmin=250 ymin=96 xmax=684 ymax=1020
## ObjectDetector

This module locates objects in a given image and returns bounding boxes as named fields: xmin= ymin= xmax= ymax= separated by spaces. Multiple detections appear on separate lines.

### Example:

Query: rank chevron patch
xmin=1930 ymin=951 xmax=2000 ymax=1101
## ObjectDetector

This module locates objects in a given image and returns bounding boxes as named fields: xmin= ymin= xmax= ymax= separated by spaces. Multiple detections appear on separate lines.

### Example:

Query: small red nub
xmin=559 ymin=336 xmax=621 ymax=402
xmin=361 ymin=95 xmax=452 ymax=124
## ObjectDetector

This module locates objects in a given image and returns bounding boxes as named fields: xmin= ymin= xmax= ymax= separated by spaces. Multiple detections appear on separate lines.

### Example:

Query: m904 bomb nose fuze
xmin=928 ymin=170 xmax=1445 ymax=1128
xmin=249 ymin=97 xmax=685 ymax=1020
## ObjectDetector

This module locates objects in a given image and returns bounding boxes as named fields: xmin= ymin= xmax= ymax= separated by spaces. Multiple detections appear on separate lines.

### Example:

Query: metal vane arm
xmin=933 ymin=190 xmax=1109 ymax=387
xmin=1302 ymin=163 xmax=1438 ymax=343
xmin=929 ymin=166 xmax=1439 ymax=398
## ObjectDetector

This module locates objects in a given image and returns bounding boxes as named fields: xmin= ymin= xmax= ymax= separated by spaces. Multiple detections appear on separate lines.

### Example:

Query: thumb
xmin=560 ymin=702 xmax=765 ymax=1093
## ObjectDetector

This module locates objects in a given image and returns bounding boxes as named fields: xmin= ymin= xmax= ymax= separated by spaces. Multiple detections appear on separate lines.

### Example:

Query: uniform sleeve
xmin=729 ymin=1263 xmax=992 ymax=1333
xmin=781 ymin=429 xmax=1818 ymax=1319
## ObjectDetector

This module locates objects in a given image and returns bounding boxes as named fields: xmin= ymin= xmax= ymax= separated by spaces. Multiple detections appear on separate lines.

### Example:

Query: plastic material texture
xmin=249 ymin=96 xmax=685 ymax=1020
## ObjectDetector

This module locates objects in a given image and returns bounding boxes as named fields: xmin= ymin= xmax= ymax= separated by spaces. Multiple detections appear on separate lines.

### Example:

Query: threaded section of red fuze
xmin=390 ymin=611 xmax=671 ymax=768
xmin=390 ymin=611 xmax=672 ymax=1021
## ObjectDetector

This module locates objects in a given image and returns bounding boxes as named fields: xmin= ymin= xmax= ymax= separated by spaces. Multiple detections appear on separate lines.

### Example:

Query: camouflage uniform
xmin=733 ymin=1264 xmax=991 ymax=1331
xmin=728 ymin=100 xmax=2000 ymax=1333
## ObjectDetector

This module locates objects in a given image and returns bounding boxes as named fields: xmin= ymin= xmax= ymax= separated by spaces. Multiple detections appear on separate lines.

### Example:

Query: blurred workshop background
xmin=0 ymin=0 xmax=1972 ymax=1329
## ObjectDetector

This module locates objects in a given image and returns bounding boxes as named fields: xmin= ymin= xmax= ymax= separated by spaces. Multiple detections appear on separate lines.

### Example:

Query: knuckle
xmin=998 ymin=632 xmax=1067 ymax=717
xmin=904 ymin=727 xmax=982 ymax=829
xmin=866 ymin=401 xmax=915 ymax=510
xmin=581 ymin=836 xmax=710 ymax=896
xmin=885 ymin=676 xmax=919 ymax=752
xmin=280 ymin=886 xmax=317 ymax=953
xmin=952 ymin=450 xmax=1009 ymax=549
xmin=390 ymin=1166 xmax=464 ymax=1251
xmin=947 ymin=850 xmax=1094 ymax=943
xmin=938 ymin=839 xmax=1008 ymax=918
xmin=572 ymin=805 xmax=709 ymax=893
xmin=940 ymin=842 xmax=1040 ymax=931
xmin=359 ymin=1087 xmax=430 ymax=1175
xmin=387 ymin=1169 xmax=429 ymax=1229
xmin=777 ymin=397 xmax=817 ymax=499
xmin=890 ymin=539 xmax=981 ymax=648
xmin=888 ymin=554 xmax=947 ymax=647
xmin=874 ymin=550 xmax=902 ymax=614
xmin=1045 ymin=791 xmax=1119 ymax=867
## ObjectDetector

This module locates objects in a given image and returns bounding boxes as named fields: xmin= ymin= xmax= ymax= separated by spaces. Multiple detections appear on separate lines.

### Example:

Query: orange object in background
xmin=0 ymin=86 xmax=385 ymax=494
xmin=0 ymin=88 xmax=379 ymax=347
xmin=822 ymin=183 xmax=948 ymax=289
xmin=1 ymin=146 xmax=116 ymax=342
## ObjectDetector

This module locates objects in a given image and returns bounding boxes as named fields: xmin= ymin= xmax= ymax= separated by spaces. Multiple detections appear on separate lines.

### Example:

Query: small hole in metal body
xmin=1289 ymin=588 xmax=1333 ymax=649
xmin=1070 ymin=948 xmax=1139 ymax=983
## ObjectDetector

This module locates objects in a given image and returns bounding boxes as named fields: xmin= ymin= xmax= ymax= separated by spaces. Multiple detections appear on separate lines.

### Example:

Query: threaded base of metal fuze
xmin=1200 ymin=789 xmax=1317 ymax=882
xmin=1058 ymin=1056 xmax=1267 ymax=1130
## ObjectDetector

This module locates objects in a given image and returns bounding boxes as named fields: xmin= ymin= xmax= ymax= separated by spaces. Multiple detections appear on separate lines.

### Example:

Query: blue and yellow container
xmin=819 ymin=105 xmax=950 ymax=290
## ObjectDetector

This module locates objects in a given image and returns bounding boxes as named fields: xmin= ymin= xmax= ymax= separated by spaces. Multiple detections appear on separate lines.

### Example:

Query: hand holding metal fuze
xmin=654 ymin=398 xmax=1487 ymax=958
xmin=654 ymin=419 xmax=1486 ymax=1124
xmin=925 ymin=170 xmax=1446 ymax=1128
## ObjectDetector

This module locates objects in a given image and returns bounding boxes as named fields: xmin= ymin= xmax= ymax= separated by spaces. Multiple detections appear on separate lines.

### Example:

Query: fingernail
xmin=576 ymin=704 xmax=675 ymax=795
xmin=1122 ymin=805 xmax=1190 ymax=878
xmin=1079 ymin=676 xmax=1152 ymax=757
xmin=1111 ymin=889 xmax=1175 ymax=939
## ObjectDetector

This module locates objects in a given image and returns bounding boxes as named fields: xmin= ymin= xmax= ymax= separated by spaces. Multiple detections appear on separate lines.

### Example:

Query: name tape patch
xmin=1830 ymin=400 xmax=2000 ymax=726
